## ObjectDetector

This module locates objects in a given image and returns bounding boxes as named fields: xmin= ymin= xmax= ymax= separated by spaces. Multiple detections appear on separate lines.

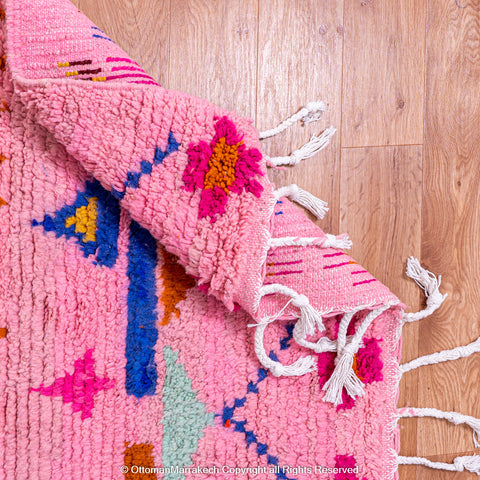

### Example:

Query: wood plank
xmin=168 ymin=0 xmax=258 ymax=120
xmin=257 ymin=0 xmax=344 ymax=235
xmin=76 ymin=0 xmax=170 ymax=85
xmin=342 ymin=0 xmax=426 ymax=148
xmin=339 ymin=146 xmax=423 ymax=465
xmin=420 ymin=0 xmax=480 ymax=460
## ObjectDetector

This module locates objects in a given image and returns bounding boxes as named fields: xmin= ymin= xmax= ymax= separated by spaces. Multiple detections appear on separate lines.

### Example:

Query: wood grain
xmin=341 ymin=0 xmax=426 ymax=148
xmin=77 ymin=0 xmax=170 ymax=85
xmin=65 ymin=1 xmax=480 ymax=478
xmin=340 ymin=146 xmax=423 ymax=459
xmin=168 ymin=0 xmax=258 ymax=120
xmin=419 ymin=0 xmax=480 ymax=476
xmin=257 ymin=0 xmax=344 ymax=234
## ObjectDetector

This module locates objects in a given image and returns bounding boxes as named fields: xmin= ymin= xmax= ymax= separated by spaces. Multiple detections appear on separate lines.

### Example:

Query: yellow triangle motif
xmin=65 ymin=196 xmax=98 ymax=243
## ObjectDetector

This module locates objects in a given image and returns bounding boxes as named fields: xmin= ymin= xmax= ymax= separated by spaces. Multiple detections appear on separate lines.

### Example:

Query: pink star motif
xmin=182 ymin=116 xmax=264 ymax=223
xmin=31 ymin=349 xmax=114 ymax=420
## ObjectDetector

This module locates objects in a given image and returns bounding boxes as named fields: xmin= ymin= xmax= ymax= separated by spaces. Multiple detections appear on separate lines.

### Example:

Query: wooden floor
xmin=74 ymin=1 xmax=480 ymax=478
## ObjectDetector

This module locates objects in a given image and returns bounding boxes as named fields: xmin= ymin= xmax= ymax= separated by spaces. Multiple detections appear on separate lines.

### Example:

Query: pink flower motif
xmin=317 ymin=337 xmax=383 ymax=411
xmin=182 ymin=116 xmax=264 ymax=223
xmin=30 ymin=349 xmax=114 ymax=420
xmin=334 ymin=455 xmax=368 ymax=480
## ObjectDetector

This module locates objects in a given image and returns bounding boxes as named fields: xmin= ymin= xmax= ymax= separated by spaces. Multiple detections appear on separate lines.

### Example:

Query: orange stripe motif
xmin=159 ymin=247 xmax=196 ymax=325
xmin=0 ymin=100 xmax=10 ymax=113
xmin=123 ymin=443 xmax=156 ymax=479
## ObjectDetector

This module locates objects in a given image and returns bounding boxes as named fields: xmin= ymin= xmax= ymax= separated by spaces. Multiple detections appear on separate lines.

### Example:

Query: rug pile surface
xmin=0 ymin=1 xmax=406 ymax=479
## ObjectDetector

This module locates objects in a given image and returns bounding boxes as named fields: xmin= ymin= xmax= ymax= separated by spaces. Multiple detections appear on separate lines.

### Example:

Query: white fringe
xmin=254 ymin=323 xmax=317 ymax=377
xmin=250 ymin=284 xmax=325 ymax=376
xmin=403 ymin=257 xmax=448 ymax=323
xmin=258 ymin=101 xmax=327 ymax=139
xmin=293 ymin=326 xmax=339 ymax=353
xmin=292 ymin=310 xmax=356 ymax=358
xmin=396 ymin=257 xmax=480 ymax=473
xmin=322 ymin=304 xmax=393 ymax=405
xmin=266 ymin=127 xmax=336 ymax=166
xmin=400 ymin=335 xmax=480 ymax=374
xmin=322 ymin=343 xmax=366 ymax=404
xmin=397 ymin=454 xmax=480 ymax=474
xmin=268 ymin=233 xmax=352 ymax=250
xmin=398 ymin=257 xmax=480 ymax=374
xmin=398 ymin=407 xmax=480 ymax=448
xmin=275 ymin=184 xmax=329 ymax=219
xmin=290 ymin=293 xmax=326 ymax=335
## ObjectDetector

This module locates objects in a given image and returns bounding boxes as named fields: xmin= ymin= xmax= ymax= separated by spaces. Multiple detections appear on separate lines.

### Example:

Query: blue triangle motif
xmin=32 ymin=179 xmax=121 ymax=268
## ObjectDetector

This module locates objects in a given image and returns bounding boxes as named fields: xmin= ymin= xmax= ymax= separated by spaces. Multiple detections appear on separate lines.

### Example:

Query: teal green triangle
xmin=161 ymin=346 xmax=214 ymax=479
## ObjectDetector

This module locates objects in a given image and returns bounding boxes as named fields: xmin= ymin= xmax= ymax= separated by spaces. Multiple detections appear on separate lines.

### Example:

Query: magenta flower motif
xmin=182 ymin=116 xmax=264 ymax=223
xmin=334 ymin=455 xmax=368 ymax=480
xmin=317 ymin=337 xmax=383 ymax=411
xmin=30 ymin=349 xmax=114 ymax=420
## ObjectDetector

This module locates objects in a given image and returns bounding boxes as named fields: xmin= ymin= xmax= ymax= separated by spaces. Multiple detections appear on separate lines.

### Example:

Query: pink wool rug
xmin=2 ymin=1 xmax=480 ymax=479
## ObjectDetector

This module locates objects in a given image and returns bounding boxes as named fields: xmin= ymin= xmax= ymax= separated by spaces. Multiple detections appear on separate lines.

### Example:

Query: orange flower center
xmin=204 ymin=137 xmax=242 ymax=193
xmin=352 ymin=353 xmax=363 ymax=381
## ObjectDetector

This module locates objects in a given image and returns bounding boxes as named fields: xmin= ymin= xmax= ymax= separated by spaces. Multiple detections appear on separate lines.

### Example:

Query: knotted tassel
xmin=300 ymin=101 xmax=328 ymax=124
xmin=398 ymin=454 xmax=480 ymax=474
xmin=322 ymin=304 xmax=393 ymax=405
xmin=403 ymin=256 xmax=448 ymax=322
xmin=275 ymin=184 xmax=328 ymax=219
xmin=269 ymin=356 xmax=317 ymax=377
xmin=454 ymin=455 xmax=480 ymax=474
xmin=258 ymin=100 xmax=327 ymax=139
xmin=321 ymin=233 xmax=352 ymax=249
xmin=251 ymin=285 xmax=325 ymax=377
xmin=293 ymin=324 xmax=338 ymax=353
xmin=291 ymin=293 xmax=325 ymax=336
xmin=266 ymin=127 xmax=336 ymax=167
xmin=253 ymin=323 xmax=317 ymax=377
xmin=322 ymin=343 xmax=365 ymax=405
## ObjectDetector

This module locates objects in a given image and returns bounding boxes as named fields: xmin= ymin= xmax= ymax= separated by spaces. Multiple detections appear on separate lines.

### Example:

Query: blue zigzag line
xmin=112 ymin=132 xmax=180 ymax=200
xmin=91 ymin=26 xmax=114 ymax=42
xmin=274 ymin=200 xmax=284 ymax=216
xmin=219 ymin=324 xmax=296 ymax=480
xmin=92 ymin=34 xmax=114 ymax=42
xmin=268 ymin=323 xmax=294 ymax=362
